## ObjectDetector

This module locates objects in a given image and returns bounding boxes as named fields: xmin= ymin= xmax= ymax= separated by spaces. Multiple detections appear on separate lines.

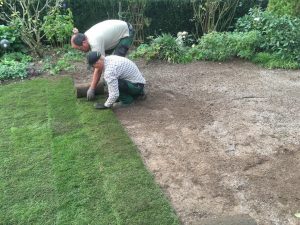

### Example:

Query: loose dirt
xmin=73 ymin=59 xmax=300 ymax=225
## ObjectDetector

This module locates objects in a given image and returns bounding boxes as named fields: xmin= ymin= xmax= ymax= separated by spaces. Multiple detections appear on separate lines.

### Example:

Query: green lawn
xmin=0 ymin=77 xmax=180 ymax=225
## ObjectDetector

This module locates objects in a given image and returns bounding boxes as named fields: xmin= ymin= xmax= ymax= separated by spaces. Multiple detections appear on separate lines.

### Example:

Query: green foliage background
xmin=42 ymin=8 xmax=74 ymax=47
xmin=0 ymin=25 xmax=24 ymax=55
xmin=268 ymin=0 xmax=300 ymax=17
xmin=235 ymin=8 xmax=300 ymax=62
xmin=66 ymin=0 xmax=268 ymax=37
xmin=130 ymin=9 xmax=300 ymax=70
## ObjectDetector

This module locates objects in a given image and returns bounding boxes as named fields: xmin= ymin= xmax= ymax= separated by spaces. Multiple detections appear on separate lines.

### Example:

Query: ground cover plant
xmin=0 ymin=52 xmax=32 ymax=80
xmin=0 ymin=47 xmax=85 ymax=82
xmin=41 ymin=46 xmax=85 ymax=75
xmin=0 ymin=77 xmax=180 ymax=225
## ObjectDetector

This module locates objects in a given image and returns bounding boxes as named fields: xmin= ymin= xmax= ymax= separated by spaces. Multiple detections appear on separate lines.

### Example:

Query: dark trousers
xmin=113 ymin=23 xmax=135 ymax=57
xmin=118 ymin=79 xmax=144 ymax=104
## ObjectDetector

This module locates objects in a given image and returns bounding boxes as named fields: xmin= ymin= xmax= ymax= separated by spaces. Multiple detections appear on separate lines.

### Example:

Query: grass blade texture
xmin=0 ymin=77 xmax=179 ymax=225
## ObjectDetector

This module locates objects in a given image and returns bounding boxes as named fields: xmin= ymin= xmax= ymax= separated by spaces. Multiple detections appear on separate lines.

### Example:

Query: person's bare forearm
xmin=90 ymin=68 xmax=101 ymax=89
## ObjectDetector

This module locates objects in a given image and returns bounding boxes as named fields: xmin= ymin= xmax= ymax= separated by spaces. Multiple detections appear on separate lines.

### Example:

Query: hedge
xmin=67 ymin=0 xmax=268 ymax=39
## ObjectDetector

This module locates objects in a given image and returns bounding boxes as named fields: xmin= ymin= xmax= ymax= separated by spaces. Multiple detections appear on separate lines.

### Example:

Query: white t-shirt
xmin=85 ymin=20 xmax=129 ymax=56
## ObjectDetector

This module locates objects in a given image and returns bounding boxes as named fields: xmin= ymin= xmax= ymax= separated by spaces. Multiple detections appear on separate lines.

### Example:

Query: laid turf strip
xmin=0 ymin=78 xmax=179 ymax=225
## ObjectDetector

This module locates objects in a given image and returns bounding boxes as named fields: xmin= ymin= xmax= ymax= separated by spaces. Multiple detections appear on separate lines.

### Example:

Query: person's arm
xmin=87 ymin=68 xmax=101 ymax=101
xmin=104 ymin=79 xmax=119 ymax=107
xmin=90 ymin=68 xmax=101 ymax=89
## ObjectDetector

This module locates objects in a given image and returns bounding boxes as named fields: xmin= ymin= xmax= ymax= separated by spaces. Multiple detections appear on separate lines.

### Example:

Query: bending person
xmin=71 ymin=20 xmax=134 ymax=57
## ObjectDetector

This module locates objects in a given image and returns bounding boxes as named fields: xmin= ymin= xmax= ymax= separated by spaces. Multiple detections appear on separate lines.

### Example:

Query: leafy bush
xmin=231 ymin=31 xmax=262 ymax=59
xmin=235 ymin=8 xmax=300 ymax=62
xmin=130 ymin=34 xmax=192 ymax=63
xmin=188 ymin=31 xmax=261 ymax=61
xmin=131 ymin=12 xmax=300 ymax=69
xmin=1 ymin=0 xmax=68 ymax=57
xmin=0 ymin=52 xmax=31 ymax=80
xmin=267 ymin=0 xmax=300 ymax=17
xmin=0 ymin=25 xmax=23 ymax=55
xmin=190 ymin=32 xmax=235 ymax=61
xmin=42 ymin=8 xmax=74 ymax=47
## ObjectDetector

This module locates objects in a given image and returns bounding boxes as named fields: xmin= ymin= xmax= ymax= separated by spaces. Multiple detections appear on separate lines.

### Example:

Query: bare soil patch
xmin=73 ymin=59 xmax=300 ymax=225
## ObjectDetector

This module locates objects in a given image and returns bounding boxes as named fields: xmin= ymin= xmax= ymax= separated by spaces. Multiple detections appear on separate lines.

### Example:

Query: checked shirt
xmin=103 ymin=55 xmax=146 ymax=107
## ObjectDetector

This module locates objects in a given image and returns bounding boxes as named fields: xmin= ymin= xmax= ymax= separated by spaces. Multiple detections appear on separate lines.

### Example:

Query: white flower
xmin=192 ymin=44 xmax=195 ymax=48
xmin=182 ymin=31 xmax=188 ymax=36
xmin=254 ymin=17 xmax=260 ymax=21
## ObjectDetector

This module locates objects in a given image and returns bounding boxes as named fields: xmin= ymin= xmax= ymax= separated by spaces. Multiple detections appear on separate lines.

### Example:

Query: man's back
xmin=85 ymin=20 xmax=129 ymax=54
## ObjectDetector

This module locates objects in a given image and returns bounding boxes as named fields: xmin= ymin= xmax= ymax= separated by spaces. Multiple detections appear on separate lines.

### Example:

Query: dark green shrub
xmin=234 ymin=0 xmax=269 ymax=21
xmin=236 ymin=8 xmax=300 ymax=62
xmin=0 ymin=25 xmax=23 ymax=55
xmin=42 ymin=8 xmax=74 ymax=47
xmin=144 ymin=0 xmax=195 ymax=37
xmin=67 ymin=0 xmax=268 ymax=42
xmin=67 ymin=0 xmax=120 ymax=31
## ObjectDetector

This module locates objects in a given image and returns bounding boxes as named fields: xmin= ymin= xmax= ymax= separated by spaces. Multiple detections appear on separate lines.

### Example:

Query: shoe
xmin=112 ymin=102 xmax=133 ymax=109
xmin=94 ymin=103 xmax=109 ymax=109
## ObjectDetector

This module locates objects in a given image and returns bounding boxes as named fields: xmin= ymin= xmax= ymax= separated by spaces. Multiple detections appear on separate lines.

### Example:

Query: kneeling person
xmin=86 ymin=52 xmax=146 ymax=109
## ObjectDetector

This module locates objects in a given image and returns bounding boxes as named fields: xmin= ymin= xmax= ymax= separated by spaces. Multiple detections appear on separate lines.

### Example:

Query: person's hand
xmin=72 ymin=27 xmax=79 ymax=34
xmin=87 ymin=88 xmax=95 ymax=101
xmin=94 ymin=103 xmax=109 ymax=110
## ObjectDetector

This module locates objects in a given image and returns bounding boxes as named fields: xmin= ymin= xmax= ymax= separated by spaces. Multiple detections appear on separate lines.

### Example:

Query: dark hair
xmin=73 ymin=33 xmax=86 ymax=46
xmin=87 ymin=51 xmax=102 ymax=66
